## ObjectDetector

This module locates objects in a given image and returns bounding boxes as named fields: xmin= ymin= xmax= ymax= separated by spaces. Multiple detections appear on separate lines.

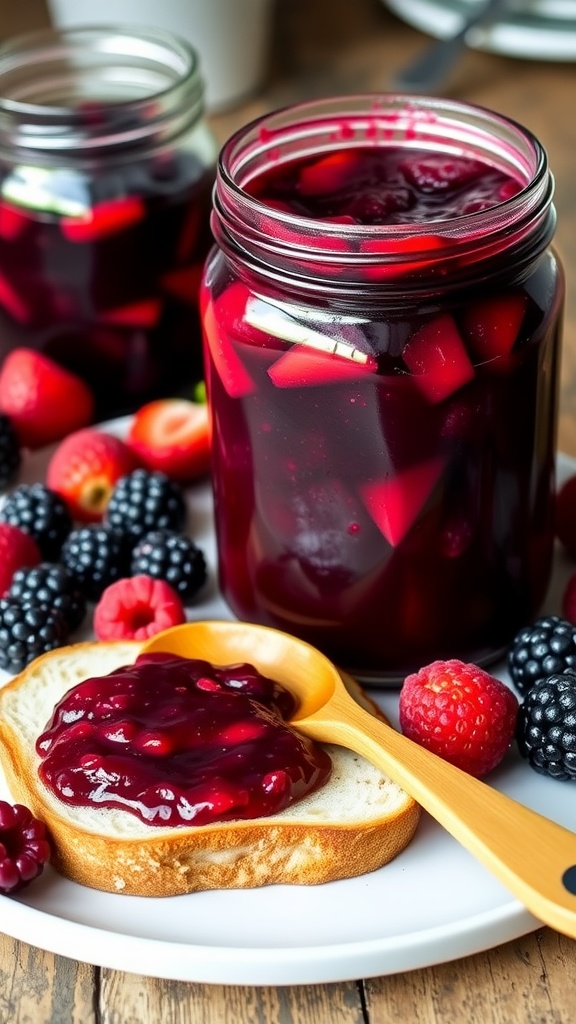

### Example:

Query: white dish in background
xmin=384 ymin=0 xmax=576 ymax=60
xmin=0 ymin=423 xmax=575 ymax=985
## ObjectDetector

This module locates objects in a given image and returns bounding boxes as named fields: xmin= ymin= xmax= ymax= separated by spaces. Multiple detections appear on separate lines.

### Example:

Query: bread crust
xmin=0 ymin=641 xmax=420 ymax=896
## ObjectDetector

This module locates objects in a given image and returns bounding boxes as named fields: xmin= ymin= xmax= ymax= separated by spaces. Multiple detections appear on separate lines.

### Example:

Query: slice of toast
xmin=0 ymin=640 xmax=420 ymax=896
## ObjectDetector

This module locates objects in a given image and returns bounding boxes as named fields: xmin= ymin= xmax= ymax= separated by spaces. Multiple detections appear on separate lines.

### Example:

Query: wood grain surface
xmin=2 ymin=1 xmax=576 ymax=1021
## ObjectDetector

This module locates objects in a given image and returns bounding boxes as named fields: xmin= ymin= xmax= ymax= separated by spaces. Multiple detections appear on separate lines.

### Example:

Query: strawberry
xmin=399 ymin=659 xmax=519 ymax=778
xmin=93 ymin=575 xmax=186 ymax=641
xmin=402 ymin=315 xmax=475 ymax=404
xmin=127 ymin=398 xmax=210 ymax=482
xmin=462 ymin=293 xmax=527 ymax=363
xmin=359 ymin=457 xmax=444 ymax=546
xmin=46 ymin=428 xmax=139 ymax=522
xmin=0 ymin=348 xmax=94 ymax=449
xmin=60 ymin=196 xmax=145 ymax=242
xmin=0 ymin=522 xmax=41 ymax=596
xmin=201 ymin=286 xmax=256 ymax=398
xmin=267 ymin=346 xmax=378 ymax=388
xmin=297 ymin=151 xmax=362 ymax=196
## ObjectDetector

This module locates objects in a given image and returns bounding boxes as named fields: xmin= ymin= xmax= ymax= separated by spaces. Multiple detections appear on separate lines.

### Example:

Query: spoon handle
xmin=391 ymin=0 xmax=507 ymax=92
xmin=301 ymin=693 xmax=576 ymax=937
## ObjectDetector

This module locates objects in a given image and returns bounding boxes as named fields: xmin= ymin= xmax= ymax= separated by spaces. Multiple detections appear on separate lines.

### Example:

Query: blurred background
xmin=0 ymin=0 xmax=575 ymax=446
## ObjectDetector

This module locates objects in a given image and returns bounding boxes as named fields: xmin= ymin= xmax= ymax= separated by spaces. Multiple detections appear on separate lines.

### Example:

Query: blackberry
xmin=8 ymin=563 xmax=87 ymax=633
xmin=0 ymin=483 xmax=73 ymax=560
xmin=105 ymin=469 xmax=186 ymax=544
xmin=131 ymin=530 xmax=207 ymax=603
xmin=60 ymin=525 xmax=131 ymax=601
xmin=0 ymin=598 xmax=69 ymax=673
xmin=507 ymin=615 xmax=576 ymax=695
xmin=516 ymin=671 xmax=576 ymax=780
xmin=0 ymin=414 xmax=20 ymax=490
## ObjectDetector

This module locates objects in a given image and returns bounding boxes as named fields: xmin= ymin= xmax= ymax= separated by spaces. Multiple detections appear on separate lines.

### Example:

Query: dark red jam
xmin=245 ymin=147 xmax=521 ymax=224
xmin=204 ymin=118 xmax=563 ymax=678
xmin=36 ymin=653 xmax=332 ymax=827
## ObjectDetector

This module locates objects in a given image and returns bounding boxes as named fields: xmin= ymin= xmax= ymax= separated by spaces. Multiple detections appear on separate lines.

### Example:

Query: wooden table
xmin=2 ymin=2 xmax=576 ymax=1021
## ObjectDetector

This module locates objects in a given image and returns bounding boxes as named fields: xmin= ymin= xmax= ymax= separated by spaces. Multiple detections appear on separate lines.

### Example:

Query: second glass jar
xmin=0 ymin=25 xmax=217 ymax=418
xmin=202 ymin=95 xmax=564 ymax=682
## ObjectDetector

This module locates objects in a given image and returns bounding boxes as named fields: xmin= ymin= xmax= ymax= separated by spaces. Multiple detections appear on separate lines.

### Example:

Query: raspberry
xmin=0 ymin=801 xmax=51 ymax=893
xmin=0 ymin=598 xmax=70 ymax=672
xmin=0 ymin=521 xmax=41 ymax=596
xmin=93 ymin=574 xmax=186 ymax=641
xmin=130 ymin=530 xmax=207 ymax=603
xmin=516 ymin=671 xmax=576 ymax=779
xmin=8 ymin=563 xmax=87 ymax=633
xmin=0 ymin=413 xmax=21 ymax=489
xmin=507 ymin=615 xmax=576 ymax=695
xmin=556 ymin=474 xmax=576 ymax=557
xmin=0 ymin=482 xmax=73 ymax=560
xmin=60 ymin=525 xmax=131 ymax=601
xmin=105 ymin=468 xmax=186 ymax=544
xmin=399 ymin=659 xmax=519 ymax=777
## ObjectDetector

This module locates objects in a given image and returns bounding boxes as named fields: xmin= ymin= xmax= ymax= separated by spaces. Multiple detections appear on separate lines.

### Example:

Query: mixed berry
xmin=516 ymin=672 xmax=576 ymax=780
xmin=0 ymin=800 xmax=50 ymax=893
xmin=0 ymin=397 xmax=210 ymax=673
xmin=399 ymin=659 xmax=519 ymax=778
xmin=1 ymin=483 xmax=73 ymax=560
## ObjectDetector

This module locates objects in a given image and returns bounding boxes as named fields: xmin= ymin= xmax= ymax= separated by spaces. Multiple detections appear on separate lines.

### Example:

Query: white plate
xmin=384 ymin=0 xmax=576 ymax=60
xmin=0 ymin=423 xmax=575 ymax=985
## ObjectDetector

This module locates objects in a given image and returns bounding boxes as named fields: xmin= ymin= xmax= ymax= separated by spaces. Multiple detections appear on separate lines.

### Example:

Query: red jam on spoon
xmin=36 ymin=652 xmax=332 ymax=826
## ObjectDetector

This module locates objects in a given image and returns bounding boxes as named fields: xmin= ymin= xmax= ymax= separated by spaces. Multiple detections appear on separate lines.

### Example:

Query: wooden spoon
xmin=142 ymin=619 xmax=576 ymax=938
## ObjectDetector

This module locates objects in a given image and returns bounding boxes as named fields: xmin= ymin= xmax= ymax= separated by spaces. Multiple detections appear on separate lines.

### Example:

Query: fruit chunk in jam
xmin=203 ymin=141 xmax=563 ymax=676
xmin=36 ymin=653 xmax=332 ymax=826
xmin=245 ymin=147 xmax=521 ymax=223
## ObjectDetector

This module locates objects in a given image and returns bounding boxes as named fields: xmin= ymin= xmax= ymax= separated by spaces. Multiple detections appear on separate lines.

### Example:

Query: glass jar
xmin=0 ymin=25 xmax=217 ymax=419
xmin=202 ymin=95 xmax=564 ymax=683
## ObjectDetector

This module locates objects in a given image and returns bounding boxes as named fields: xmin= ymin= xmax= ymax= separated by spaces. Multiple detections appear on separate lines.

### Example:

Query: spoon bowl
xmin=142 ymin=620 xmax=576 ymax=938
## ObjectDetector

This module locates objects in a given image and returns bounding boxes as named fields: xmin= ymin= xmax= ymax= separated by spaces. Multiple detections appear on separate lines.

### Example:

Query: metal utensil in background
xmin=391 ymin=0 xmax=510 ymax=92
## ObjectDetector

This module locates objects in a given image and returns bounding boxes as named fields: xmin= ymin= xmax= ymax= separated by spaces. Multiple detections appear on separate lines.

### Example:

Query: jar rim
xmin=0 ymin=24 xmax=204 ymax=153
xmin=212 ymin=93 xmax=555 ymax=297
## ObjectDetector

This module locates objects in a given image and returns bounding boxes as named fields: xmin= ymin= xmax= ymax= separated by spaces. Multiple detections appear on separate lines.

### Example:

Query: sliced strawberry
xmin=127 ymin=398 xmax=211 ymax=482
xmin=359 ymin=457 xmax=445 ymax=546
xmin=46 ymin=428 xmax=140 ymax=522
xmin=297 ymin=151 xmax=362 ymax=196
xmin=93 ymin=575 xmax=186 ymax=642
xmin=161 ymin=263 xmax=204 ymax=305
xmin=268 ymin=345 xmax=378 ymax=388
xmin=0 ymin=523 xmax=41 ymax=596
xmin=100 ymin=298 xmax=162 ymax=328
xmin=461 ymin=293 xmax=527 ymax=362
xmin=0 ymin=348 xmax=95 ymax=449
xmin=61 ymin=196 xmax=145 ymax=242
xmin=402 ymin=315 xmax=475 ymax=404
xmin=202 ymin=288 xmax=256 ymax=398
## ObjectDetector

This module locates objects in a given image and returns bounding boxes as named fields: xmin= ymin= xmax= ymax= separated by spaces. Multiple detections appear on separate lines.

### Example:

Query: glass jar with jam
xmin=0 ymin=25 xmax=217 ymax=419
xmin=201 ymin=95 xmax=564 ymax=683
